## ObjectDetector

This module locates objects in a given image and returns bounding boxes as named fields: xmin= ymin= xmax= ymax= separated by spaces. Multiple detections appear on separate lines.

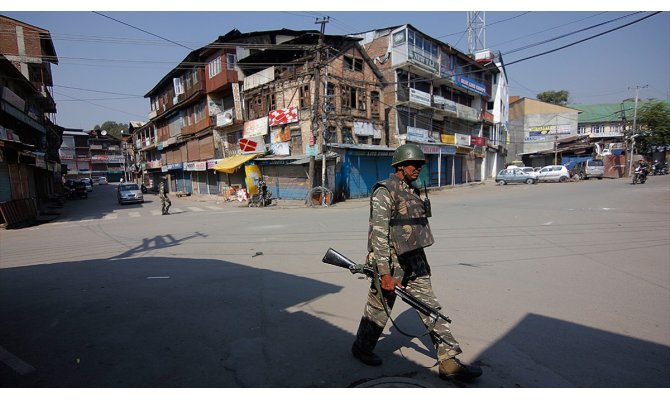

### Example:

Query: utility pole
xmin=628 ymin=84 xmax=648 ymax=176
xmin=309 ymin=17 xmax=329 ymax=189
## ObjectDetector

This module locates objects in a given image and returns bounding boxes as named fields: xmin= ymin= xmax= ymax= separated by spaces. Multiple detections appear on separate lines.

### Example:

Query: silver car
xmin=536 ymin=165 xmax=571 ymax=182
xmin=117 ymin=183 xmax=144 ymax=205
xmin=496 ymin=169 xmax=537 ymax=185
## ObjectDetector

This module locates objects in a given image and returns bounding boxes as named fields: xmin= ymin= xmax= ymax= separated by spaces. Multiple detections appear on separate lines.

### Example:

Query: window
xmin=578 ymin=126 xmax=586 ymax=134
xmin=300 ymin=84 xmax=311 ymax=109
xmin=357 ymin=135 xmax=370 ymax=145
xmin=266 ymin=93 xmax=276 ymax=112
xmin=356 ymin=89 xmax=367 ymax=111
xmin=342 ymin=127 xmax=353 ymax=144
xmin=592 ymin=125 xmax=603 ymax=133
xmin=208 ymin=57 xmax=221 ymax=78
xmin=290 ymin=129 xmax=302 ymax=153
xmin=226 ymin=54 xmax=237 ymax=70
xmin=370 ymin=91 xmax=380 ymax=118
xmin=393 ymin=31 xmax=406 ymax=46
xmin=341 ymin=86 xmax=351 ymax=110
xmin=343 ymin=56 xmax=363 ymax=72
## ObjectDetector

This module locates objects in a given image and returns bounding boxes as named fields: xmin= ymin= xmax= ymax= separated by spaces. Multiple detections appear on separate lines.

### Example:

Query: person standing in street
xmin=351 ymin=143 xmax=483 ymax=382
xmin=159 ymin=178 xmax=171 ymax=215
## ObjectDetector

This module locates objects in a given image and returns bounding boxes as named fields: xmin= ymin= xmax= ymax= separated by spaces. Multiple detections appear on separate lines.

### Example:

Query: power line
xmin=91 ymin=11 xmax=195 ymax=51
xmin=502 ymin=11 xmax=643 ymax=56
xmin=506 ymin=12 xmax=662 ymax=66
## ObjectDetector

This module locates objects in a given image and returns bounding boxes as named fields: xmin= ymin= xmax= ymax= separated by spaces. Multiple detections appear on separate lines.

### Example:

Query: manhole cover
xmin=353 ymin=377 xmax=434 ymax=388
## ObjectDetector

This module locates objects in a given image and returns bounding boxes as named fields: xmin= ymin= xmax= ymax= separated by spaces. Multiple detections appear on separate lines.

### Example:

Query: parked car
xmin=73 ymin=180 xmax=88 ymax=199
xmin=496 ymin=169 xmax=537 ymax=185
xmin=117 ymin=183 xmax=144 ymax=205
xmin=571 ymin=159 xmax=604 ymax=180
xmin=80 ymin=178 xmax=93 ymax=192
xmin=536 ymin=165 xmax=571 ymax=182
xmin=98 ymin=176 xmax=108 ymax=185
xmin=519 ymin=167 xmax=538 ymax=178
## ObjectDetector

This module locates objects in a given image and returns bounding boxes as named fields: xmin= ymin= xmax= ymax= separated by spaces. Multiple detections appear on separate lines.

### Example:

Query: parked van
xmin=572 ymin=159 xmax=604 ymax=180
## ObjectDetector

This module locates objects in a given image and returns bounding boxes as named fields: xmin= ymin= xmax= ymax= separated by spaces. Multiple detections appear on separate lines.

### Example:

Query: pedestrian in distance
xmin=159 ymin=179 xmax=171 ymax=215
xmin=351 ymin=143 xmax=483 ymax=382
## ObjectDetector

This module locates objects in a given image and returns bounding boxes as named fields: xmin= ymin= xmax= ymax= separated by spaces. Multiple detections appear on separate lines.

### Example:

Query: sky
xmin=2 ymin=2 xmax=669 ymax=131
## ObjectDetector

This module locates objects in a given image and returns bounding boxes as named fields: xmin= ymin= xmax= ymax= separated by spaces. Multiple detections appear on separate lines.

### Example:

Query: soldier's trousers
xmin=359 ymin=275 xmax=462 ymax=361
xmin=161 ymin=197 xmax=171 ymax=214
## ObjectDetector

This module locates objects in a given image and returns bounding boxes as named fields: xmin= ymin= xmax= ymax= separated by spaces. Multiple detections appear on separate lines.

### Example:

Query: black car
xmin=73 ymin=180 xmax=88 ymax=198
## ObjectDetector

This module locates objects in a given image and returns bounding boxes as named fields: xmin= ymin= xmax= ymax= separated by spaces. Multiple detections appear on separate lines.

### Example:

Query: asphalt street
xmin=1 ymin=175 xmax=669 ymax=390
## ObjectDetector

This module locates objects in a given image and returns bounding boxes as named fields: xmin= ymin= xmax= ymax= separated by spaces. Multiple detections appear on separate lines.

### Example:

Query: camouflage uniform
xmin=353 ymin=173 xmax=462 ymax=362
xmin=159 ymin=181 xmax=171 ymax=215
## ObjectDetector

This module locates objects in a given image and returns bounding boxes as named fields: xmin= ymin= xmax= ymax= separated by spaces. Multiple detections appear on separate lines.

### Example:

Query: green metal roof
xmin=569 ymin=100 xmax=669 ymax=124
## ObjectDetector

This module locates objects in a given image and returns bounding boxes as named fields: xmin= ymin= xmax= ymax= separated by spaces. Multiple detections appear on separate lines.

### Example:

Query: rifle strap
xmin=373 ymin=269 xmax=436 ymax=340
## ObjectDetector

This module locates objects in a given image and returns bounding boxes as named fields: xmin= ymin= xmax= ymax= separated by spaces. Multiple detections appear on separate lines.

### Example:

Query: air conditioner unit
xmin=217 ymin=109 xmax=234 ymax=127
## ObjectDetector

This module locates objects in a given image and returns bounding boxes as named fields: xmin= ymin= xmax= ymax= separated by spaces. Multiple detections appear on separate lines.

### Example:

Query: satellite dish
xmin=101 ymin=130 xmax=107 ymax=136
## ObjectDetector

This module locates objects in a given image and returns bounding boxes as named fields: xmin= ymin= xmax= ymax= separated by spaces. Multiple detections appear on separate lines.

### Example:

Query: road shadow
xmin=54 ymin=184 xmax=160 ymax=222
xmin=0 ymin=253 xmax=446 ymax=388
xmin=387 ymin=308 xmax=670 ymax=387
xmin=3 ymin=249 xmax=667 ymax=388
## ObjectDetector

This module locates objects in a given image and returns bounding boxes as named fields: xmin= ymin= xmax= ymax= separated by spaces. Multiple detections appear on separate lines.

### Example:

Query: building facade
xmin=508 ymin=97 xmax=580 ymax=167
xmin=0 ymin=16 xmax=62 ymax=224
xmin=352 ymin=24 xmax=502 ymax=187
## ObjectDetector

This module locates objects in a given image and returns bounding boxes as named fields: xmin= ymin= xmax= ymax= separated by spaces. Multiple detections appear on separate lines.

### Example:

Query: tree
xmin=537 ymin=90 xmax=570 ymax=106
xmin=635 ymin=101 xmax=670 ymax=155
xmin=93 ymin=121 xmax=127 ymax=140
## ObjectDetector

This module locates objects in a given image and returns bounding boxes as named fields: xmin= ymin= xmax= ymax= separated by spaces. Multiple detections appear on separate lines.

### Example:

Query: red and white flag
xmin=239 ymin=138 xmax=266 ymax=154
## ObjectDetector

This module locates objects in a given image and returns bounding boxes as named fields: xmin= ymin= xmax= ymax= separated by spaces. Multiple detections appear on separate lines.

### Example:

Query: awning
xmin=212 ymin=153 xmax=259 ymax=174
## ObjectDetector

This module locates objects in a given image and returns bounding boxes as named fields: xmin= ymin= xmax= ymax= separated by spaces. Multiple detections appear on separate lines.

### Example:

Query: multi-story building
xmin=142 ymin=29 xmax=316 ymax=196
xmin=59 ymin=129 xmax=126 ymax=183
xmin=0 ymin=16 xmax=62 ymax=219
xmin=351 ymin=24 xmax=502 ymax=186
xmin=474 ymin=49 xmax=509 ymax=178
xmin=139 ymin=29 xmax=389 ymax=200
xmin=235 ymin=30 xmax=387 ymax=199
xmin=507 ymin=97 xmax=580 ymax=167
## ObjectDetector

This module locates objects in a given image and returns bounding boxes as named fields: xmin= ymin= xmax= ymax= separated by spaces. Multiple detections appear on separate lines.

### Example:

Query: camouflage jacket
xmin=367 ymin=173 xmax=434 ymax=277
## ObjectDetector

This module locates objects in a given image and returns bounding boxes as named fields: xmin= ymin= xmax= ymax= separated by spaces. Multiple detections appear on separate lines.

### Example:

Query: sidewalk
xmin=174 ymin=180 xmax=491 ymax=210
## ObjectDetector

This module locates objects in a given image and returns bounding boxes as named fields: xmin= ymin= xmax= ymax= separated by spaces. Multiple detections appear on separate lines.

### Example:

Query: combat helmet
xmin=391 ymin=143 xmax=426 ymax=166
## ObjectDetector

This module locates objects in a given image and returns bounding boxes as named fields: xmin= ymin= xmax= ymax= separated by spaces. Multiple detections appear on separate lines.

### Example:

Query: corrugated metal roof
xmin=569 ymin=100 xmax=669 ymax=124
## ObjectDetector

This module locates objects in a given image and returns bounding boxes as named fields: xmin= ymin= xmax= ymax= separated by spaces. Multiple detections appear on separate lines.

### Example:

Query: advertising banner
xmin=243 ymin=117 xmax=268 ymax=138
xmin=268 ymin=106 xmax=298 ymax=126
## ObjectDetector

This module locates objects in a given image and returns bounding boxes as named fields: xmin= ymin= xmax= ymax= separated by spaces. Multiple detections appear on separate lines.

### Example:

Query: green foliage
xmin=537 ymin=90 xmax=570 ymax=106
xmin=636 ymin=101 xmax=670 ymax=154
xmin=93 ymin=121 xmax=127 ymax=140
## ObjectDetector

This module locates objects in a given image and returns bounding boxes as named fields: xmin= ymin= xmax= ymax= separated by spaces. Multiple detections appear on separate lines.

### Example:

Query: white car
xmin=519 ymin=167 xmax=539 ymax=178
xmin=98 ymin=176 xmax=108 ymax=185
xmin=536 ymin=165 xmax=571 ymax=182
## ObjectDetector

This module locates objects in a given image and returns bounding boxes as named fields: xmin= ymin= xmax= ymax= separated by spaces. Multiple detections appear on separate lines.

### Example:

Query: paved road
xmin=1 ymin=176 xmax=669 ymax=389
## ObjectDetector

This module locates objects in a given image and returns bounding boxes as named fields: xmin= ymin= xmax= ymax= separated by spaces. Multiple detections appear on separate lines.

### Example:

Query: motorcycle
xmin=632 ymin=166 xmax=647 ymax=184
xmin=141 ymin=183 xmax=148 ymax=194
xmin=248 ymin=180 xmax=274 ymax=207
xmin=652 ymin=162 xmax=668 ymax=175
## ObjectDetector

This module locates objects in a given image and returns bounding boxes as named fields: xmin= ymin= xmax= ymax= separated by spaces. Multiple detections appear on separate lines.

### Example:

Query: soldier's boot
xmin=438 ymin=358 xmax=483 ymax=382
xmin=351 ymin=317 xmax=384 ymax=366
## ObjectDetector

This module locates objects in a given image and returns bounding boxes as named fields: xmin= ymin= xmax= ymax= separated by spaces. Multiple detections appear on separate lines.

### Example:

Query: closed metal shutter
xmin=345 ymin=155 xmax=393 ymax=199
xmin=207 ymin=170 xmax=219 ymax=194
xmin=0 ymin=163 xmax=11 ymax=202
xmin=263 ymin=165 xmax=309 ymax=200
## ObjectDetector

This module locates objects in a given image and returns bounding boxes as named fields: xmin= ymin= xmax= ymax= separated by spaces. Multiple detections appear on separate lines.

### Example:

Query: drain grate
xmin=352 ymin=377 xmax=434 ymax=388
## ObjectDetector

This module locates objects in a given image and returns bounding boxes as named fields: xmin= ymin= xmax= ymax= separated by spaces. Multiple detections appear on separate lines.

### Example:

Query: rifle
xmin=322 ymin=247 xmax=451 ymax=324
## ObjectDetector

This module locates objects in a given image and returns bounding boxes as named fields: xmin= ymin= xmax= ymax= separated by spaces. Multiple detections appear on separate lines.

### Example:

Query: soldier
xmin=351 ymin=143 xmax=483 ymax=382
xmin=159 ymin=178 xmax=171 ymax=215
